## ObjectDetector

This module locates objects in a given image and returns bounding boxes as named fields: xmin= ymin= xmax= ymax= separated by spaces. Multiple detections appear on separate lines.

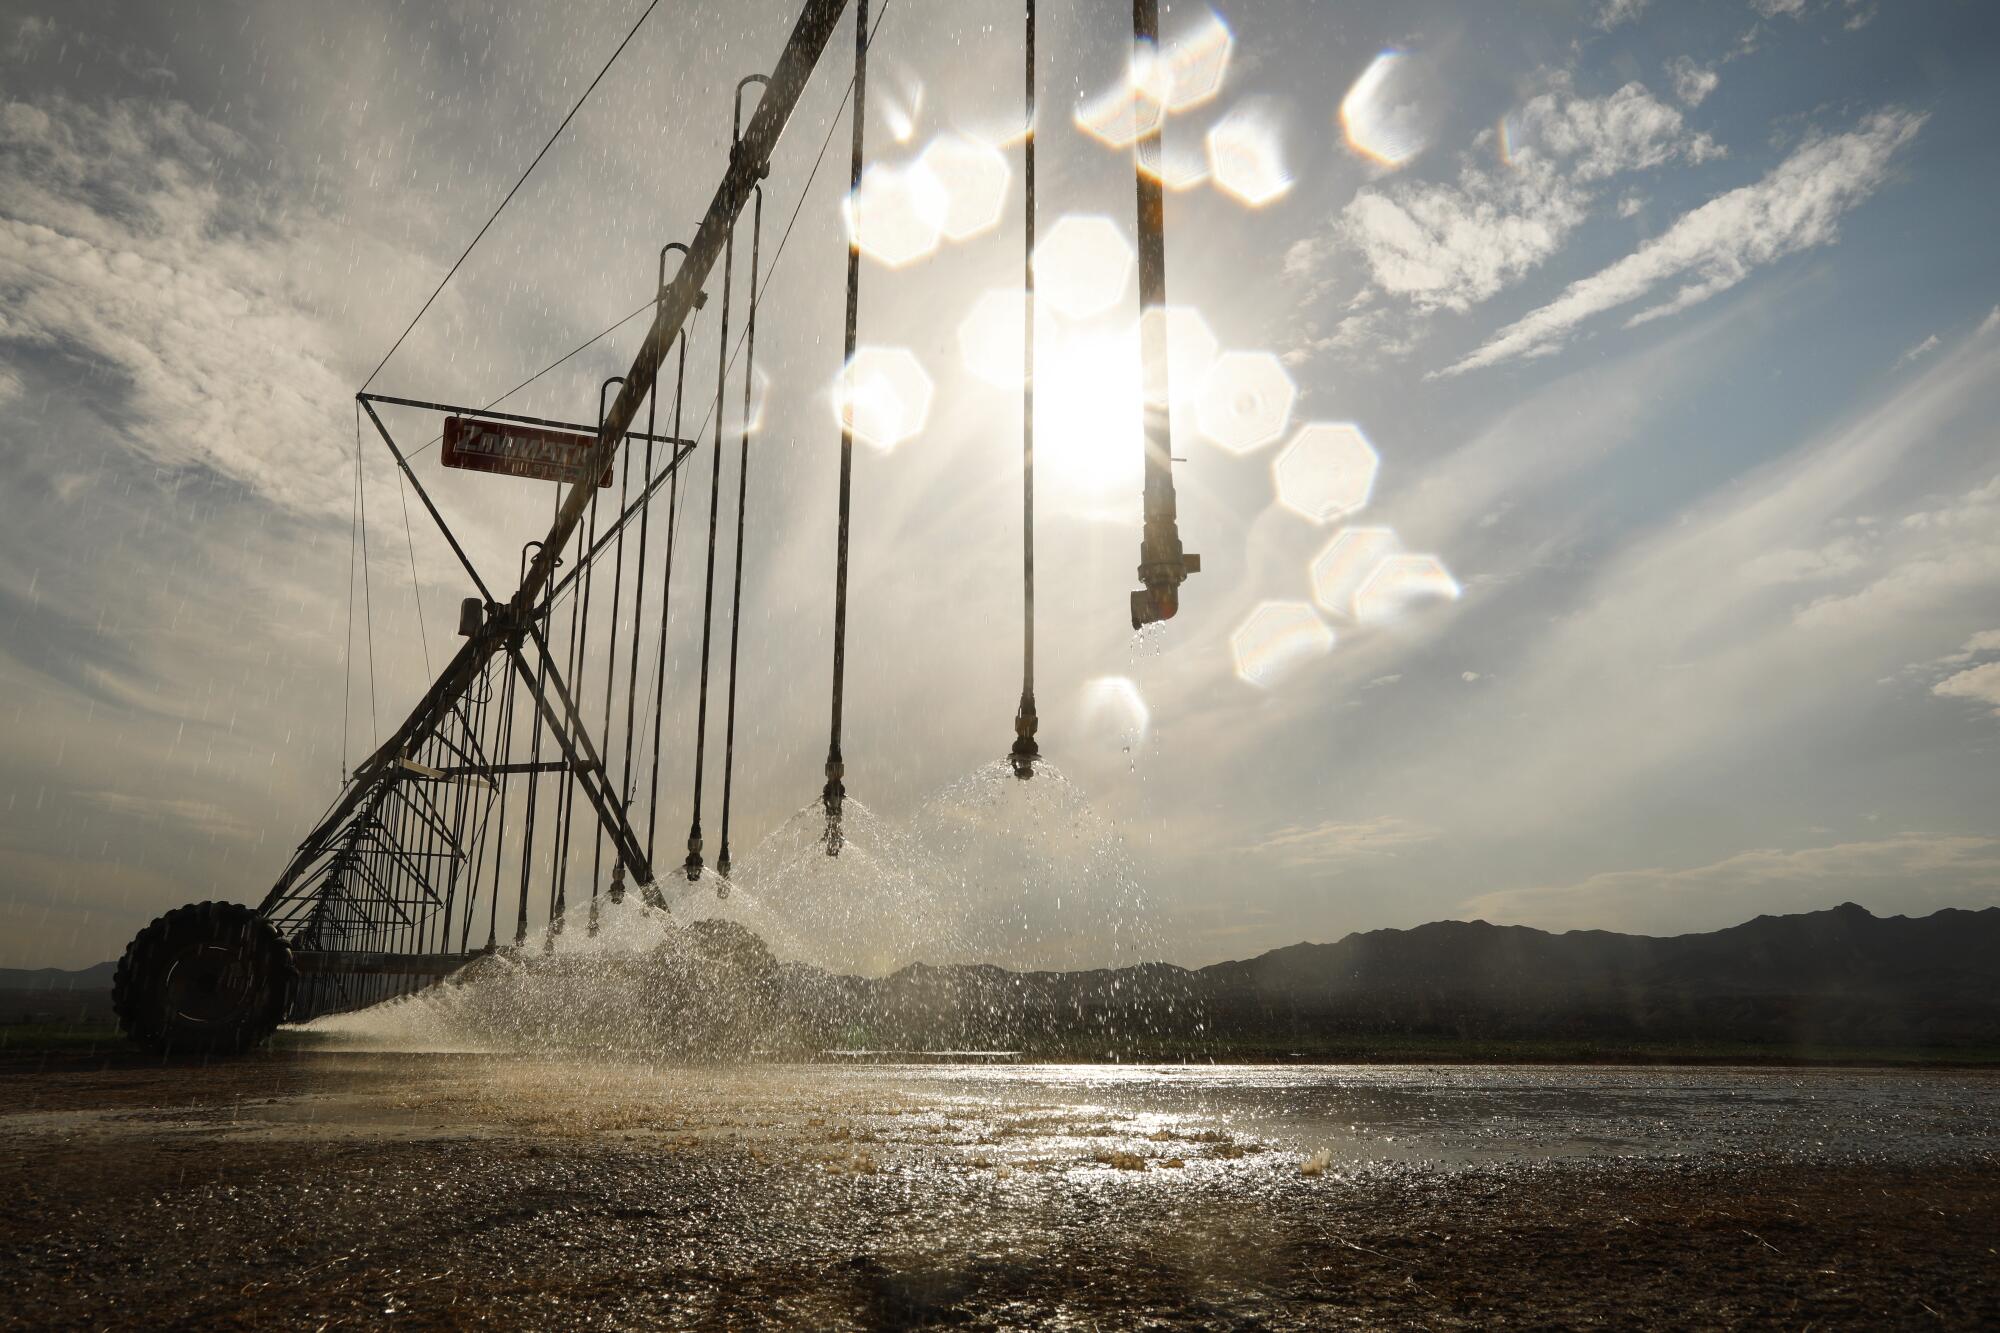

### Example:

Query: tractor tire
xmin=112 ymin=901 xmax=296 ymax=1055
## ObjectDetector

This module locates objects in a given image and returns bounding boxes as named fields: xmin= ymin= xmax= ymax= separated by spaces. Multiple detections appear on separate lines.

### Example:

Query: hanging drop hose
xmin=517 ymin=532 xmax=556 ymax=946
xmin=823 ymin=0 xmax=870 ymax=856
xmin=554 ymin=377 xmax=617 ymax=934
xmin=1128 ymin=0 xmax=1199 ymax=630
xmin=718 ymin=76 xmax=771 ymax=888
xmin=686 ymin=174 xmax=741 ymax=883
xmin=553 ymin=506 xmax=584 ymax=936
xmin=595 ymin=420 xmax=633 ymax=908
xmin=1010 ymin=0 xmax=1040 ymax=782
xmin=646 ymin=242 xmax=695 ymax=865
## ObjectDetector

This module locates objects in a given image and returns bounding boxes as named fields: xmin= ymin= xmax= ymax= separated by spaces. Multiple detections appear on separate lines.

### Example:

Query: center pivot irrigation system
xmin=112 ymin=0 xmax=1202 ymax=1054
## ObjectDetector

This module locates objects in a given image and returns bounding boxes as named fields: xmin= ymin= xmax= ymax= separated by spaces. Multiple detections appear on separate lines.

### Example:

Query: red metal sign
xmin=440 ymin=417 xmax=613 ymax=487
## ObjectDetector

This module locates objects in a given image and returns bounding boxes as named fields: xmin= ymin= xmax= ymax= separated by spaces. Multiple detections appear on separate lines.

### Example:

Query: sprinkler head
xmin=1009 ymin=739 xmax=1039 ymax=780
xmin=1010 ymin=695 xmax=1040 ymax=780
xmin=1132 ymin=521 xmax=1200 ymax=629
xmin=684 ymin=831 xmax=704 ymax=883
xmin=822 ymin=759 xmax=846 ymax=857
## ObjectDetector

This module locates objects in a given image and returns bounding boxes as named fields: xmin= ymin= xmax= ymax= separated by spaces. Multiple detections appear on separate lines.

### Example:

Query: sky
xmin=2 ymin=0 xmax=1998 ymax=973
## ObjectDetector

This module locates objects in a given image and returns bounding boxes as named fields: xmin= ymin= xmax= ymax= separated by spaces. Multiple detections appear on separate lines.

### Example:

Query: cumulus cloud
xmin=1594 ymin=0 xmax=1651 ymax=31
xmin=1934 ymin=663 xmax=2000 ymax=715
xmin=1442 ymin=107 xmax=1922 ymax=374
xmin=1337 ymin=81 xmax=1716 ymax=316
xmin=1667 ymin=56 xmax=1720 ymax=106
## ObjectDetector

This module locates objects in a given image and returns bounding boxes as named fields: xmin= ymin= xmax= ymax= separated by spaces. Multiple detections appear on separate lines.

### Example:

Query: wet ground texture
xmin=2 ymin=1053 xmax=1995 ymax=1329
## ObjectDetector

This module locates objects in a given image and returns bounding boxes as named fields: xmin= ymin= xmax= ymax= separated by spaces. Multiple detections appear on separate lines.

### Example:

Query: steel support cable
xmin=344 ymin=407 xmax=361 ymax=782
xmin=1010 ymin=0 xmax=1040 ymax=781
xmin=718 ymin=76 xmax=771 ymax=885
xmin=683 ymin=195 xmax=739 ymax=884
xmin=358 ymin=419 xmax=381 ymax=748
xmin=359 ymin=0 xmax=666 ymax=393
xmin=395 ymin=469 xmax=433 ymax=677
xmin=822 ymin=0 xmax=870 ymax=856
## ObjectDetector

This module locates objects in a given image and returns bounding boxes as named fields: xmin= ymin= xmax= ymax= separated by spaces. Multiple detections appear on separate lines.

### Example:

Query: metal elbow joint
xmin=1131 ymin=551 xmax=1201 ymax=630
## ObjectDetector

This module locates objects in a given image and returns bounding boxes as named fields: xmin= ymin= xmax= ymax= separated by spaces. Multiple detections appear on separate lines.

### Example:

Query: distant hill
xmin=1189 ymin=902 xmax=2000 ymax=1049
xmin=0 ymin=961 xmax=116 ymax=991
xmin=0 ymin=961 xmax=119 ymax=1027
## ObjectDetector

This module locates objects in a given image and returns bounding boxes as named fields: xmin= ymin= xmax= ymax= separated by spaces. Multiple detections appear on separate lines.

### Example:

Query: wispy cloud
xmin=75 ymin=789 xmax=255 ymax=841
xmin=1259 ymin=815 xmax=1438 ymax=867
xmin=1895 ymin=333 xmax=1941 ymax=368
xmin=1463 ymin=833 xmax=2000 ymax=934
xmin=1442 ymin=107 xmax=1922 ymax=374
xmin=1327 ymin=79 xmax=1717 ymax=325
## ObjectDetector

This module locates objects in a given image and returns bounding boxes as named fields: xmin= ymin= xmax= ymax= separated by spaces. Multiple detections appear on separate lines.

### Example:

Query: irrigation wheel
xmin=112 ymin=901 xmax=296 ymax=1054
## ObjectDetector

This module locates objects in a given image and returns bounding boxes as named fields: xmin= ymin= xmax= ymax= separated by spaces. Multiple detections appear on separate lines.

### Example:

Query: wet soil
xmin=1 ymin=1051 xmax=1994 ymax=1329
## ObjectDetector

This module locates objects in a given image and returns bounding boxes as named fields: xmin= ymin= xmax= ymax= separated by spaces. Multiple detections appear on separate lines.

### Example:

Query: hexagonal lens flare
xmin=1309 ymin=527 xmax=1400 ymax=618
xmin=916 ymin=133 xmax=1010 ymax=242
xmin=1141 ymin=139 xmax=1211 ymax=192
xmin=1353 ymin=553 xmax=1460 ymax=624
xmin=1339 ymin=51 xmax=1428 ymax=168
xmin=720 ymin=363 xmax=771 ymax=440
xmin=1206 ymin=108 xmax=1291 ymax=207
xmin=1274 ymin=423 xmax=1379 ymax=524
xmin=843 ymin=162 xmax=945 ymax=269
xmin=1033 ymin=215 xmax=1134 ymax=321
xmin=1194 ymin=350 xmax=1295 ymax=454
xmin=1164 ymin=11 xmax=1232 ymax=112
xmin=831 ymin=346 xmax=933 ymax=453
xmin=1230 ymin=601 xmax=1333 ymax=688
xmin=1074 ymin=44 xmax=1173 ymax=149
xmin=1139 ymin=306 xmax=1220 ymax=408
xmin=1079 ymin=675 xmax=1151 ymax=750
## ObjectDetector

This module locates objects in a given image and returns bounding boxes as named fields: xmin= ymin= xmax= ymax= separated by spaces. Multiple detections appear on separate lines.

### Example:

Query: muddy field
xmin=2 ymin=1051 xmax=1995 ymax=1329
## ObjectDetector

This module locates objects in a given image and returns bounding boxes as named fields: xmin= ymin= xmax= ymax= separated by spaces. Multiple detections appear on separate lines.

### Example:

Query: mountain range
xmin=8 ymin=903 xmax=1997 ymax=1053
